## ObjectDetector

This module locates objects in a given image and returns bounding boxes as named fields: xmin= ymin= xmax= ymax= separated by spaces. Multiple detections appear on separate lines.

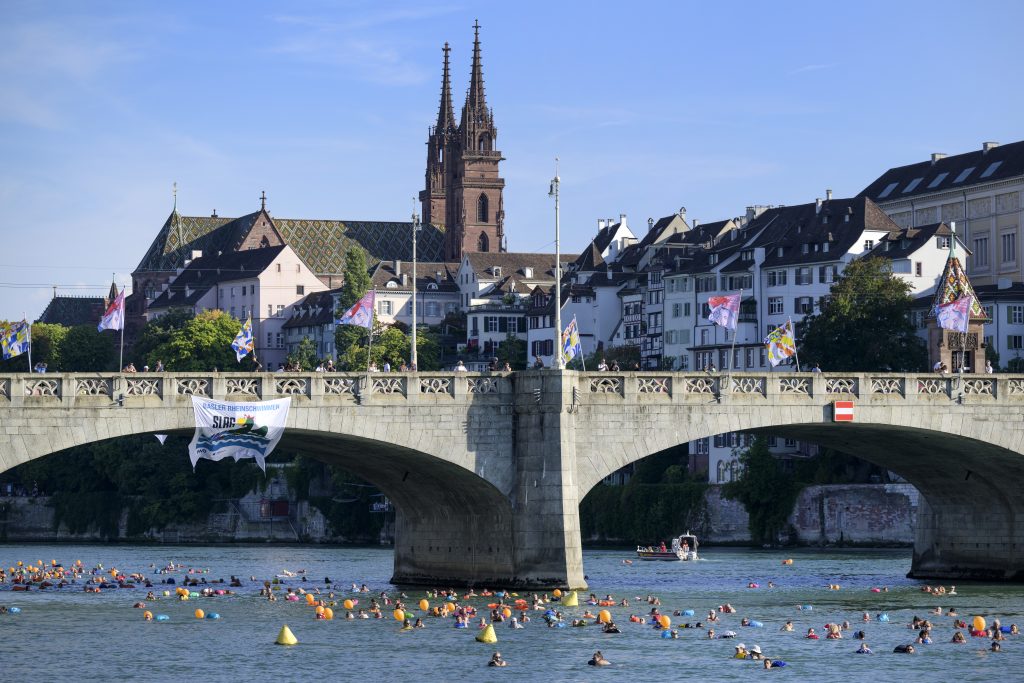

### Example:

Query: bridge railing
xmin=0 ymin=372 xmax=513 ymax=408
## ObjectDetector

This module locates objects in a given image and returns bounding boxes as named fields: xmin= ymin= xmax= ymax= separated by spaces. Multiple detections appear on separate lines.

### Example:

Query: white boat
xmin=636 ymin=533 xmax=699 ymax=561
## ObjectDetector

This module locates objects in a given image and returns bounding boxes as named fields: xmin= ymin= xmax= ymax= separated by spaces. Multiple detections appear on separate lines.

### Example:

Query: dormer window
xmin=523 ymin=267 xmax=533 ymax=278
xmin=802 ymin=244 xmax=810 ymax=254
xmin=492 ymin=266 xmax=502 ymax=278
xmin=427 ymin=282 xmax=439 ymax=291
xmin=776 ymin=247 xmax=784 ymax=257
xmin=385 ymin=281 xmax=398 ymax=288
xmin=709 ymin=254 xmax=719 ymax=265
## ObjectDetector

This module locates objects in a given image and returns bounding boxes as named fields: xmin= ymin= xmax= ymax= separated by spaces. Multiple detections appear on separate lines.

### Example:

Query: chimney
xmin=815 ymin=198 xmax=823 ymax=214
xmin=606 ymin=269 xmax=613 ymax=280
xmin=983 ymin=141 xmax=1000 ymax=154
xmin=435 ymin=270 xmax=442 ymax=284
xmin=394 ymin=259 xmax=402 ymax=276
xmin=693 ymin=219 xmax=700 ymax=229
xmin=597 ymin=218 xmax=606 ymax=230
xmin=931 ymin=153 xmax=947 ymax=164
xmin=678 ymin=206 xmax=687 ymax=219
xmin=845 ymin=206 xmax=853 ymax=223
xmin=400 ymin=273 xmax=408 ymax=287
xmin=826 ymin=188 xmax=833 ymax=201
xmin=648 ymin=217 xmax=654 ymax=230
xmin=619 ymin=213 xmax=627 ymax=228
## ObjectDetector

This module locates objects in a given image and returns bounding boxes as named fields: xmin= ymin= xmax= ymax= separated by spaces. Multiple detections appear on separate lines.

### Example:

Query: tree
xmin=584 ymin=343 xmax=640 ymax=370
xmin=496 ymin=331 xmax=527 ymax=369
xmin=286 ymin=337 xmax=319 ymax=370
xmin=797 ymin=257 xmax=927 ymax=372
xmin=146 ymin=310 xmax=256 ymax=371
xmin=130 ymin=308 xmax=194 ymax=367
xmin=338 ymin=246 xmax=372 ymax=312
xmin=62 ymin=325 xmax=118 ymax=371
xmin=0 ymin=322 xmax=67 ymax=372
xmin=723 ymin=437 xmax=803 ymax=544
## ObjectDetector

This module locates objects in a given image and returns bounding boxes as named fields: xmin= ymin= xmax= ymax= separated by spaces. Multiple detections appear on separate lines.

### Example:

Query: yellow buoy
xmin=315 ymin=605 xmax=325 ymax=616
xmin=343 ymin=599 xmax=354 ymax=610
xmin=323 ymin=608 xmax=334 ymax=620
xmin=275 ymin=625 xmax=298 ymax=646
xmin=419 ymin=599 xmax=429 ymax=612
xmin=393 ymin=609 xmax=405 ymax=622
xmin=561 ymin=591 xmax=578 ymax=607
xmin=598 ymin=609 xmax=612 ymax=624
xmin=659 ymin=614 xmax=671 ymax=629
xmin=475 ymin=624 xmax=497 ymax=643
xmin=194 ymin=609 xmax=205 ymax=619
xmin=973 ymin=616 xmax=986 ymax=632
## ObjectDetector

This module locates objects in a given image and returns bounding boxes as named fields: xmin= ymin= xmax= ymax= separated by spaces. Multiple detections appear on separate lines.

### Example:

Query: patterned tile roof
xmin=37 ymin=295 xmax=108 ymax=326
xmin=134 ymin=210 xmax=446 ymax=277
xmin=931 ymin=254 xmax=986 ymax=320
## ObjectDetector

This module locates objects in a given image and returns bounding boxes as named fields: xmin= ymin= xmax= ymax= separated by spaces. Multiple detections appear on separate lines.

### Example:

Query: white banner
xmin=188 ymin=397 xmax=291 ymax=472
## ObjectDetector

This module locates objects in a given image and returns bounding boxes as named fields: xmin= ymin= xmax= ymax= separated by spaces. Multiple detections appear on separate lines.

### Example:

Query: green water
xmin=1 ymin=545 xmax=1021 ymax=681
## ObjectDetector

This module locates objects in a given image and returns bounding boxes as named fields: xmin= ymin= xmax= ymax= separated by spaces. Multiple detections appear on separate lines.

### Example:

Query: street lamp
xmin=548 ymin=158 xmax=562 ymax=369
xmin=411 ymin=203 xmax=421 ymax=371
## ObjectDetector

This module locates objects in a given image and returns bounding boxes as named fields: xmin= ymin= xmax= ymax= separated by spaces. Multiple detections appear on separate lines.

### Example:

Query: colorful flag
xmin=231 ymin=314 xmax=254 ymax=362
xmin=337 ymin=290 xmax=375 ymax=329
xmin=764 ymin=319 xmax=796 ymax=367
xmin=188 ymin=397 xmax=291 ymax=473
xmin=934 ymin=295 xmax=973 ymax=334
xmin=1 ymin=320 xmax=31 ymax=360
xmin=561 ymin=316 xmax=582 ymax=365
xmin=707 ymin=293 xmax=741 ymax=331
xmin=97 ymin=289 xmax=125 ymax=332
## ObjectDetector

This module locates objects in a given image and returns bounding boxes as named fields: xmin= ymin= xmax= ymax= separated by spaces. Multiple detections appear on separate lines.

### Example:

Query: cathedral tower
xmin=420 ymin=43 xmax=455 ymax=227
xmin=442 ymin=21 xmax=506 ymax=261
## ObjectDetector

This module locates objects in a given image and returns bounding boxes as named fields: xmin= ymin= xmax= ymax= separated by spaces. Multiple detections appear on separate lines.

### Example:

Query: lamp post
xmin=411 ymin=204 xmax=421 ymax=371
xmin=549 ymin=158 xmax=562 ymax=369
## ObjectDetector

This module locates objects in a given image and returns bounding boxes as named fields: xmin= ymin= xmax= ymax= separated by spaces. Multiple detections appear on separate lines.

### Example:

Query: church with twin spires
xmin=421 ymin=20 xmax=507 ymax=261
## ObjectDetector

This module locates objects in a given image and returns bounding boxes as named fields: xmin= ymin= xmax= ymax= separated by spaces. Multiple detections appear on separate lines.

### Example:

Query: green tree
xmin=797 ymin=257 xmax=927 ymax=371
xmin=723 ymin=437 xmax=803 ymax=544
xmin=147 ymin=310 xmax=256 ymax=371
xmin=338 ymin=246 xmax=372 ymax=312
xmin=496 ymin=332 xmax=527 ymax=369
xmin=584 ymin=344 xmax=640 ymax=370
xmin=0 ymin=322 xmax=67 ymax=372
xmin=286 ymin=336 xmax=319 ymax=370
xmin=130 ymin=308 xmax=194 ymax=367
xmin=62 ymin=325 xmax=118 ymax=371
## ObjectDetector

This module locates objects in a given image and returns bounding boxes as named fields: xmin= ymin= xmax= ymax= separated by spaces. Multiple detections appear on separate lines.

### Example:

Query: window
xmin=231 ymin=287 xmax=236 ymax=297
xmin=296 ymin=285 xmax=305 ymax=295
xmin=927 ymin=172 xmax=949 ymax=189
xmin=485 ymin=316 xmax=499 ymax=333
xmin=230 ymin=306 xmax=236 ymax=317
xmin=648 ymin=290 xmax=662 ymax=305
xmin=267 ymin=332 xmax=273 ymax=347
xmin=864 ymin=239 xmax=874 ymax=251
xmin=426 ymin=302 xmax=441 ymax=317
xmin=377 ymin=300 xmax=392 ymax=315
xmin=696 ymin=276 xmax=716 ymax=293
xmin=683 ymin=303 xmax=691 ymax=317
xmin=768 ymin=297 xmax=784 ymax=315
xmin=701 ymin=302 xmax=711 ymax=318
xmin=251 ymin=285 xmax=256 ymax=295
xmin=276 ymin=263 xmax=281 ymax=272
xmin=728 ymin=274 xmax=752 ymax=290
xmin=795 ymin=267 xmax=812 ymax=285
xmin=973 ymin=236 xmax=990 ymax=268
xmin=784 ymin=438 xmax=797 ymax=448
xmin=671 ymin=303 xmax=682 ymax=318
xmin=980 ymin=161 xmax=1002 ymax=178
xmin=700 ymin=328 xmax=709 ymax=345
xmin=267 ymin=305 xmax=273 ymax=317
xmin=1007 ymin=335 xmax=1023 ymax=350
xmin=818 ymin=265 xmax=838 ymax=284
xmin=709 ymin=254 xmax=719 ymax=265
xmin=477 ymin=232 xmax=489 ymax=252
xmin=679 ymin=355 xmax=689 ymax=370
xmin=1002 ymin=232 xmax=1017 ymax=264
xmin=903 ymin=178 xmax=923 ymax=193
xmin=877 ymin=182 xmax=899 ymax=199
xmin=801 ymin=243 xmax=809 ymax=254
xmin=953 ymin=167 xmax=975 ymax=183
xmin=276 ymin=333 xmax=284 ymax=348
xmin=915 ymin=261 xmax=923 ymax=277
xmin=767 ymin=270 xmax=787 ymax=287
xmin=759 ymin=348 xmax=766 ymax=367
xmin=648 ymin=313 xmax=662 ymax=330
xmin=982 ymin=305 xmax=993 ymax=321
xmin=1008 ymin=305 xmax=1024 ymax=325
xmin=678 ymin=329 xmax=691 ymax=344
xmin=794 ymin=297 xmax=813 ymax=314
xmin=477 ymin=194 xmax=489 ymax=223
xmin=714 ymin=434 xmax=725 ymax=448
xmin=745 ymin=348 xmax=754 ymax=368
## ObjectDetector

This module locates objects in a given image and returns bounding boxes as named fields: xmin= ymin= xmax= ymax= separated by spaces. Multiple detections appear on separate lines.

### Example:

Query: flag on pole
xmin=934 ymin=294 xmax=973 ymax=334
xmin=337 ymin=290 xmax=375 ymax=329
xmin=97 ymin=289 xmax=125 ymax=332
xmin=1 ymin=320 xmax=31 ymax=360
xmin=231 ymin=314 xmax=254 ymax=362
xmin=560 ymin=316 xmax=582 ymax=365
xmin=707 ymin=293 xmax=741 ymax=331
xmin=764 ymin=319 xmax=797 ymax=366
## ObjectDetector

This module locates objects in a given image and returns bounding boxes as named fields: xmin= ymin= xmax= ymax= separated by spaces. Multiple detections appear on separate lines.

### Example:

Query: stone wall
xmin=789 ymin=484 xmax=918 ymax=546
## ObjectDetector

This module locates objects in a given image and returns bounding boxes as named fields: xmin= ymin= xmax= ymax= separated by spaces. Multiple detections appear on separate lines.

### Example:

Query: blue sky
xmin=1 ymin=0 xmax=1022 ymax=320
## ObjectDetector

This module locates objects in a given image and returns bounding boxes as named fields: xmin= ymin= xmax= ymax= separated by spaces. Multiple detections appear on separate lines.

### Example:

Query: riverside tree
xmin=146 ymin=309 xmax=256 ymax=371
xmin=796 ymin=257 xmax=926 ymax=372
xmin=722 ymin=436 xmax=802 ymax=545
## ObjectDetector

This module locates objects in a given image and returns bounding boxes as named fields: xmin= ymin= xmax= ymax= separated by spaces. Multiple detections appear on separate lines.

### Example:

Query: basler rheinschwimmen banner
xmin=188 ymin=396 xmax=291 ymax=473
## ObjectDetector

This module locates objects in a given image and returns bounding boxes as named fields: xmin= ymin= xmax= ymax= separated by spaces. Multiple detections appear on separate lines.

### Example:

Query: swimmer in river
xmin=588 ymin=651 xmax=611 ymax=666
xmin=488 ymin=652 xmax=507 ymax=667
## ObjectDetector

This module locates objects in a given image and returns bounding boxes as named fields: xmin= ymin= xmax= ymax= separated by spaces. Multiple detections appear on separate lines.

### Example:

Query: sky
xmin=1 ymin=0 xmax=1022 ymax=321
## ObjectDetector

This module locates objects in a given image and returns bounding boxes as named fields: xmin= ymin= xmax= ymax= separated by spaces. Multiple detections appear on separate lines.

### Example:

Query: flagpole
xmin=728 ymin=289 xmax=742 ymax=371
xmin=790 ymin=316 xmax=802 ymax=372
xmin=25 ymin=311 xmax=31 ymax=372
xmin=119 ymin=291 xmax=125 ymax=371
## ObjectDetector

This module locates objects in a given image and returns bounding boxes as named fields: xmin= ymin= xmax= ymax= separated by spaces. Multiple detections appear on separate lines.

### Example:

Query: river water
xmin=1 ymin=545 xmax=1020 ymax=681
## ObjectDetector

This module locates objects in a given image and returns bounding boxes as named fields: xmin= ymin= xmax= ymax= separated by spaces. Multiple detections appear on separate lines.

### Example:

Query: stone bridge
xmin=2 ymin=370 xmax=1023 ymax=586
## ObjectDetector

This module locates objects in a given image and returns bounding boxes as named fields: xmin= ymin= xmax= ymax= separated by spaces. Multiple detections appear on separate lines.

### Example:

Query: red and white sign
xmin=833 ymin=401 xmax=854 ymax=422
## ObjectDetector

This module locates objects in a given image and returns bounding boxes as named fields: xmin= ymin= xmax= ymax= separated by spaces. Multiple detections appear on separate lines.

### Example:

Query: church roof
xmin=148 ymin=246 xmax=287 ymax=308
xmin=371 ymin=261 xmax=459 ymax=292
xmin=930 ymin=251 xmax=987 ymax=320
xmin=37 ymin=295 xmax=107 ymax=326
xmin=134 ymin=209 xmax=446 ymax=278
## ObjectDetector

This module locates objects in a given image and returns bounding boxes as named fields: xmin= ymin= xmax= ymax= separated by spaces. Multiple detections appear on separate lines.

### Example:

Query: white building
xmin=370 ymin=260 xmax=460 ymax=328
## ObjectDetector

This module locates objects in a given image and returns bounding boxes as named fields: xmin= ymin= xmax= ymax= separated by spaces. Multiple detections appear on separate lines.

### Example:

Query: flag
xmin=337 ymin=290 xmax=375 ymax=329
xmin=764 ymin=319 xmax=796 ymax=367
xmin=560 ymin=316 xmax=582 ymax=364
xmin=231 ymin=314 xmax=254 ymax=362
xmin=1 ymin=320 xmax=31 ymax=360
xmin=188 ymin=397 xmax=291 ymax=473
xmin=707 ymin=293 xmax=741 ymax=331
xmin=97 ymin=289 xmax=125 ymax=332
xmin=934 ymin=295 xmax=972 ymax=334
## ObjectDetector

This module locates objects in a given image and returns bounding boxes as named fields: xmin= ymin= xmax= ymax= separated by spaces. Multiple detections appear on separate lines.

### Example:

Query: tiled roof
xmin=865 ymin=223 xmax=955 ymax=261
xmin=283 ymin=290 xmax=338 ymax=329
xmin=465 ymin=252 xmax=574 ymax=281
xmin=371 ymin=261 xmax=459 ymax=292
xmin=135 ymin=209 xmax=446 ymax=276
xmin=931 ymin=254 xmax=986 ymax=320
xmin=37 ymin=295 xmax=107 ymax=326
xmin=148 ymin=246 xmax=287 ymax=308
xmin=859 ymin=140 xmax=1024 ymax=203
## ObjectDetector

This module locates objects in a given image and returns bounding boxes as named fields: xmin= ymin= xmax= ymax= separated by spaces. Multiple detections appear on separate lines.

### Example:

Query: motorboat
xmin=636 ymin=533 xmax=699 ymax=561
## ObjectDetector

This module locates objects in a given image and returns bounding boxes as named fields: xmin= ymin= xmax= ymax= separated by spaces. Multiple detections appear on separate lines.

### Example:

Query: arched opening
xmin=477 ymin=232 xmax=489 ymax=252
xmin=477 ymin=194 xmax=489 ymax=223
xmin=478 ymin=133 xmax=491 ymax=151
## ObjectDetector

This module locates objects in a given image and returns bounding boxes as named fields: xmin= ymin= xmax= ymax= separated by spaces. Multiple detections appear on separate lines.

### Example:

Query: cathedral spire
xmin=462 ymin=19 xmax=489 ymax=124
xmin=435 ymin=42 xmax=455 ymax=132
